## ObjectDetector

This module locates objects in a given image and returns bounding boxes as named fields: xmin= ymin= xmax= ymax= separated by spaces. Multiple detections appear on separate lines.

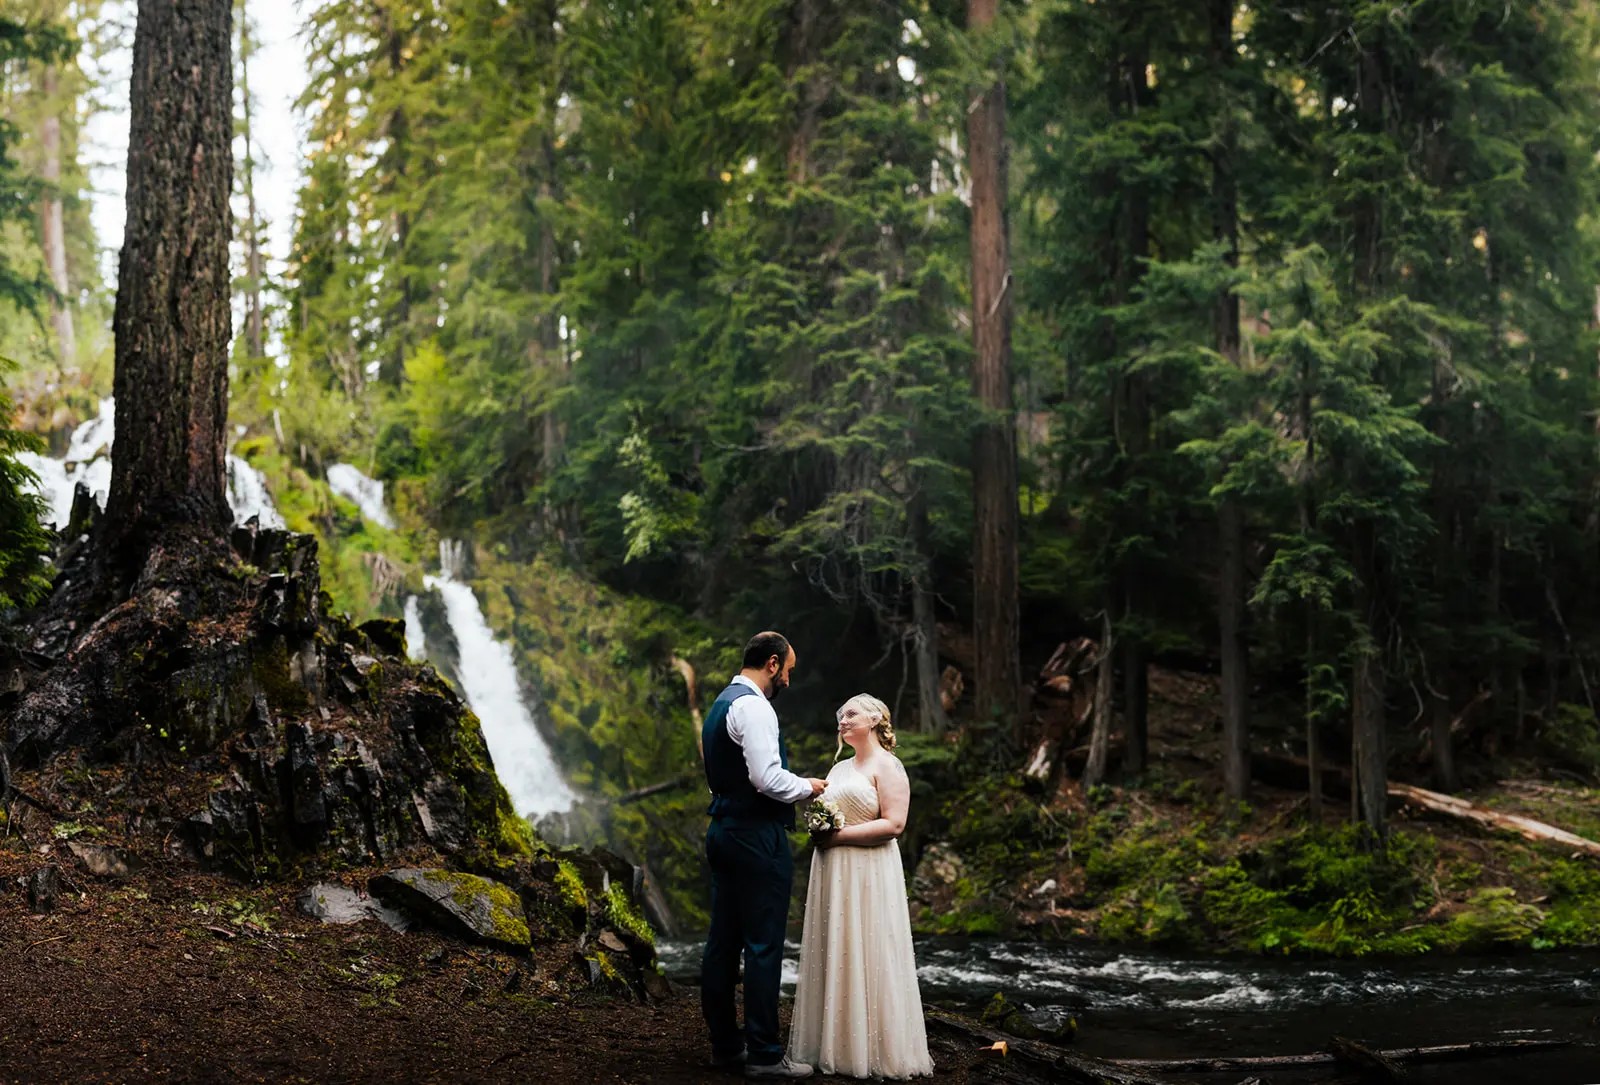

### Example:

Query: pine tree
xmin=693 ymin=0 xmax=971 ymax=729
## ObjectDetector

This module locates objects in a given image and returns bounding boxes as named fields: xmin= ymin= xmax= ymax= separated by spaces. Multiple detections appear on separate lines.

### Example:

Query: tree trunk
xmin=910 ymin=491 xmax=949 ymax=735
xmin=1351 ymin=566 xmax=1388 ymax=842
xmin=380 ymin=7 xmax=410 ymax=387
xmin=38 ymin=64 xmax=75 ymax=370
xmin=1210 ymin=0 xmax=1249 ymax=802
xmin=1219 ymin=497 xmax=1251 ymax=799
xmin=103 ymin=0 xmax=234 ymax=553
xmin=238 ymin=5 xmax=264 ymax=360
xmin=965 ymin=0 xmax=1021 ymax=738
xmin=1111 ymin=42 xmax=1152 ymax=766
xmin=1121 ymin=636 xmax=1148 ymax=776
xmin=1082 ymin=612 xmax=1115 ymax=790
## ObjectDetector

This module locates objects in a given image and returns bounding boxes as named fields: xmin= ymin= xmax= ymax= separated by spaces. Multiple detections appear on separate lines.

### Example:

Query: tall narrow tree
xmin=966 ymin=0 xmax=1022 ymax=736
xmin=37 ymin=58 xmax=73 ymax=369
xmin=236 ymin=0 xmax=264 ymax=361
xmin=1210 ymin=0 xmax=1248 ymax=801
xmin=103 ymin=0 xmax=233 ymax=553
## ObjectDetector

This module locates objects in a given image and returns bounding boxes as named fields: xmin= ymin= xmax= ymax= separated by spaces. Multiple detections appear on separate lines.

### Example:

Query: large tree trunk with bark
xmin=38 ymin=64 xmax=75 ymax=370
xmin=965 ymin=0 xmax=1022 ymax=738
xmin=103 ymin=0 xmax=235 ymax=557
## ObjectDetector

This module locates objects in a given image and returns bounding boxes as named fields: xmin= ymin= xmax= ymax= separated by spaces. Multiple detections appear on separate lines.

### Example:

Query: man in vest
xmin=701 ymin=631 xmax=827 ymax=1079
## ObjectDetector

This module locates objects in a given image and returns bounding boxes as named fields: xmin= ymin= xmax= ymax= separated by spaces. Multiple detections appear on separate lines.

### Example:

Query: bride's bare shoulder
xmin=876 ymin=753 xmax=909 ymax=780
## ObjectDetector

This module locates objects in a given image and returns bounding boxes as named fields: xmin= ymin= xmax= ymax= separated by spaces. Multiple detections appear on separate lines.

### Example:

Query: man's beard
xmin=767 ymin=678 xmax=787 ymax=702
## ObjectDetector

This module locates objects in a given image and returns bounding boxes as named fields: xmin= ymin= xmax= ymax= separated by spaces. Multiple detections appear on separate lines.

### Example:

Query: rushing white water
xmin=16 ymin=396 xmax=115 ymax=528
xmin=423 ymin=564 xmax=576 ymax=817
xmin=403 ymin=594 xmax=427 ymax=661
xmin=18 ymin=397 xmax=284 ymax=530
xmin=326 ymin=463 xmax=396 ymax=529
xmin=227 ymin=456 xmax=286 ymax=529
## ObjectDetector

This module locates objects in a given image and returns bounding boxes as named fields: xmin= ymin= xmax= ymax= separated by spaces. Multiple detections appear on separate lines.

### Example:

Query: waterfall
xmin=424 ymin=541 xmax=576 ymax=818
xmin=403 ymin=594 xmax=426 ymax=661
xmin=16 ymin=396 xmax=114 ymax=529
xmin=226 ymin=456 xmax=286 ymax=529
xmin=18 ymin=397 xmax=284 ymax=530
xmin=326 ymin=468 xmax=575 ymax=818
xmin=327 ymin=463 xmax=396 ymax=529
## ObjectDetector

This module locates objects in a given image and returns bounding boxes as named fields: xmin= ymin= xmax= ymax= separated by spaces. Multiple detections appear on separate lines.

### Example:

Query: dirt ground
xmin=0 ymin=854 xmax=984 ymax=1084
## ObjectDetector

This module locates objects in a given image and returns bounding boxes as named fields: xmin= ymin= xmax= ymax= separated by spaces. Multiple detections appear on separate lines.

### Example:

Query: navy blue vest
xmin=703 ymin=681 xmax=795 ymax=827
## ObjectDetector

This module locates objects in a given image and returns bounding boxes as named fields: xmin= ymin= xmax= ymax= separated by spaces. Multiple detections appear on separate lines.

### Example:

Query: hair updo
xmin=836 ymin=693 xmax=896 ymax=752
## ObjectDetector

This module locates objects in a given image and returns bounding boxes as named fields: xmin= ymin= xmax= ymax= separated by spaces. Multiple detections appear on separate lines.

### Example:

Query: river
xmin=655 ymin=937 xmax=1600 ymax=1083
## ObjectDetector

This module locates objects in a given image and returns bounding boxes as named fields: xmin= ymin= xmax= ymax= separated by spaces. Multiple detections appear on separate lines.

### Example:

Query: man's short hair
xmin=742 ymin=631 xmax=791 ymax=671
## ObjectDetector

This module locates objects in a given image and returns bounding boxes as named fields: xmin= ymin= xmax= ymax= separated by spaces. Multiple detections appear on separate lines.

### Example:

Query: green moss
xmin=420 ymin=869 xmax=531 ymax=947
xmin=252 ymin=638 xmax=309 ymax=715
xmin=604 ymin=883 xmax=655 ymax=945
xmin=555 ymin=860 xmax=588 ymax=911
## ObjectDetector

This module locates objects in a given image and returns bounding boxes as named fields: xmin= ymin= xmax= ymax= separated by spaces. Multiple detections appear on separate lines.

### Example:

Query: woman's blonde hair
xmin=835 ymin=693 xmax=896 ymax=756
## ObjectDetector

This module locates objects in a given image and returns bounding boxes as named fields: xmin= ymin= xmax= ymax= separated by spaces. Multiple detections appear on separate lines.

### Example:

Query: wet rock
xmin=27 ymin=865 xmax=62 ymax=912
xmin=357 ymin=618 xmax=406 ymax=657
xmin=369 ymin=867 xmax=530 ymax=952
xmin=283 ymin=722 xmax=328 ymax=844
xmin=413 ymin=776 xmax=470 ymax=852
xmin=66 ymin=841 xmax=132 ymax=880
xmin=980 ymin=992 xmax=1076 ymax=1044
xmin=912 ymin=841 xmax=966 ymax=898
xmin=298 ymin=882 xmax=411 ymax=932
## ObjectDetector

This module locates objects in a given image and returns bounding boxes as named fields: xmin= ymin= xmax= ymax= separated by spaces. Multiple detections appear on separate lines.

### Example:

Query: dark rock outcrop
xmin=3 ymin=523 xmax=529 ymax=877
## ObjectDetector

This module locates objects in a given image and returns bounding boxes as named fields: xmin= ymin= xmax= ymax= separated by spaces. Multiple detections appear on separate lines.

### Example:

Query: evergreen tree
xmin=692 ymin=0 xmax=971 ymax=729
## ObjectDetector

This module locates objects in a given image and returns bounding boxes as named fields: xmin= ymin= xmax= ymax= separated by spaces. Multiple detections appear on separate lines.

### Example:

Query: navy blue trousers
xmin=701 ymin=817 xmax=793 ymax=1067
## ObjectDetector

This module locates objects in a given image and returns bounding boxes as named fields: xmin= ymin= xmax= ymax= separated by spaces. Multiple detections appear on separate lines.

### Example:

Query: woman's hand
xmin=811 ymin=829 xmax=841 ymax=850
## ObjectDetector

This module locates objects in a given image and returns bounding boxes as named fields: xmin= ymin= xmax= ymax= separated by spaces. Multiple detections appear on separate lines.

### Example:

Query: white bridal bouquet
xmin=804 ymin=797 xmax=843 ymax=835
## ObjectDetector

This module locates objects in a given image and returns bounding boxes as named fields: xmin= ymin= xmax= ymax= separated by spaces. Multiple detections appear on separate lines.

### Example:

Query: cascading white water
xmin=335 ymin=482 xmax=574 ymax=816
xmin=326 ymin=463 xmax=396 ymax=529
xmin=226 ymin=456 xmax=286 ymax=529
xmin=15 ymin=396 xmax=114 ymax=528
xmin=403 ymin=594 xmax=427 ymax=661
xmin=424 ymin=538 xmax=576 ymax=817
xmin=18 ymin=396 xmax=285 ymax=530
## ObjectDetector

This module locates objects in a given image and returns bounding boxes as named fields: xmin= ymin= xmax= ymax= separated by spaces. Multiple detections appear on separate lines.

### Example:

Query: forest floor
xmin=915 ymin=663 xmax=1600 ymax=953
xmin=0 ymin=851 xmax=986 ymax=1084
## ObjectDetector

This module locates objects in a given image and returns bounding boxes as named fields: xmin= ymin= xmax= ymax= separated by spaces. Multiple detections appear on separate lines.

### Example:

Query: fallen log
xmin=612 ymin=774 xmax=695 ymax=805
xmin=1388 ymin=782 xmax=1600 ymax=858
xmin=925 ymin=1010 xmax=1163 ymax=1085
xmin=1112 ymin=1036 xmax=1578 ymax=1074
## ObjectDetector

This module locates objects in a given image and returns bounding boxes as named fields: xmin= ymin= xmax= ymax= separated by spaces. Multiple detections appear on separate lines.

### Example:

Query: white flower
xmin=804 ymin=798 xmax=843 ymax=834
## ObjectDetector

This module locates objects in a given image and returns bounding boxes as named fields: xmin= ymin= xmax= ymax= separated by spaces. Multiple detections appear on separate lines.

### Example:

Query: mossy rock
xmin=369 ymin=867 xmax=531 ymax=952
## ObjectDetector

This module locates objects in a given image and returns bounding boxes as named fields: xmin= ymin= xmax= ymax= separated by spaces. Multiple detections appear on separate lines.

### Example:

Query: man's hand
xmin=807 ymin=777 xmax=828 ymax=797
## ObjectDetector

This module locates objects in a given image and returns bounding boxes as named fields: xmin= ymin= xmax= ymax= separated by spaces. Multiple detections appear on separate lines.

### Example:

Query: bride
xmin=787 ymin=694 xmax=934 ymax=1079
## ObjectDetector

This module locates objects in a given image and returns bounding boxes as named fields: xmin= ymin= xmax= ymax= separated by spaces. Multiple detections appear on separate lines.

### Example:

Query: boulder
xmin=369 ymin=867 xmax=530 ymax=952
xmin=66 ymin=841 xmax=133 ymax=880
xmin=298 ymin=882 xmax=411 ymax=932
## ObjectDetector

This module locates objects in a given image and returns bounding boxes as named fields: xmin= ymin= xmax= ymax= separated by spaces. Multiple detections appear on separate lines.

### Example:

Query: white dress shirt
xmin=725 ymin=674 xmax=813 ymax=804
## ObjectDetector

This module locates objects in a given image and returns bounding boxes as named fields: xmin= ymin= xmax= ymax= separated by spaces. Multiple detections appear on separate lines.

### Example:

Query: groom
xmin=701 ymin=631 xmax=827 ymax=1079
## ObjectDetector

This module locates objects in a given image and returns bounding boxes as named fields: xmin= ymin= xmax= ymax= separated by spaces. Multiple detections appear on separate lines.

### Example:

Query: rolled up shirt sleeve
xmin=725 ymin=686 xmax=814 ymax=804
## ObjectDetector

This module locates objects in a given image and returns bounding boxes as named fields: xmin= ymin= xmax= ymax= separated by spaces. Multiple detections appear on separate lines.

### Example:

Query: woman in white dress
xmin=787 ymin=694 xmax=934 ymax=1079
